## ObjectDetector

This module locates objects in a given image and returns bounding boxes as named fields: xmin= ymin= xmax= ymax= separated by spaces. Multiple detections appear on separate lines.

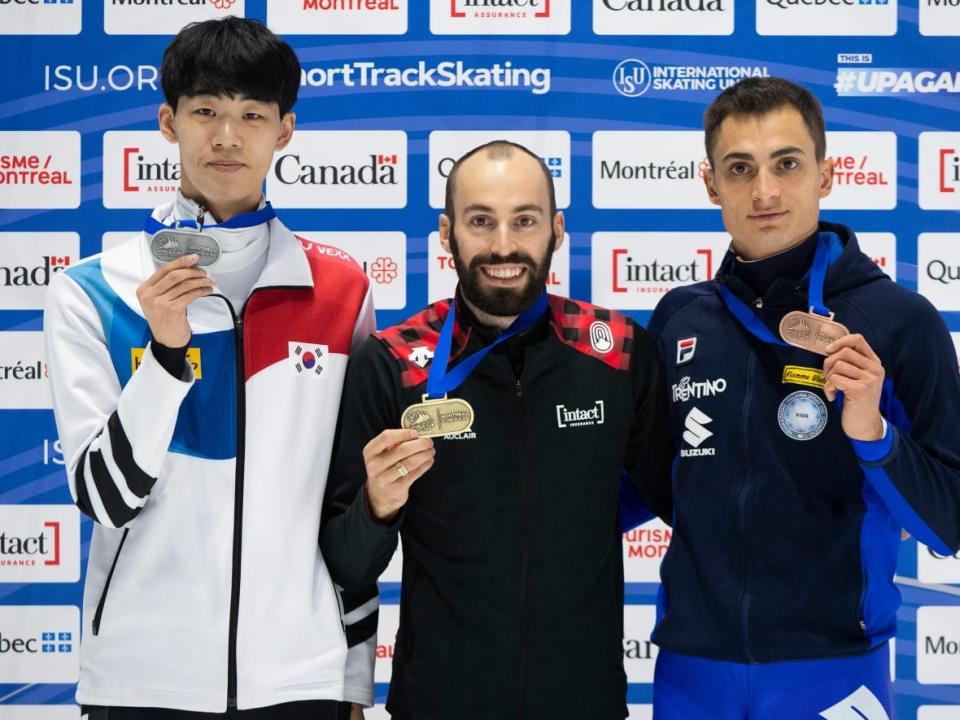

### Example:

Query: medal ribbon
xmin=143 ymin=202 xmax=277 ymax=234
xmin=426 ymin=291 xmax=548 ymax=400
xmin=714 ymin=232 xmax=839 ymax=347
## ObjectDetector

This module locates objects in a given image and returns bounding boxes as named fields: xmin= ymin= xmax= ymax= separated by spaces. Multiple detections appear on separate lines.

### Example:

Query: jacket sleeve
xmin=321 ymin=336 xmax=403 ymax=593
xmin=337 ymin=583 xmax=378 ymax=707
xmin=848 ymin=302 xmax=960 ymax=555
xmin=43 ymin=270 xmax=194 ymax=529
xmin=621 ymin=319 xmax=676 ymax=527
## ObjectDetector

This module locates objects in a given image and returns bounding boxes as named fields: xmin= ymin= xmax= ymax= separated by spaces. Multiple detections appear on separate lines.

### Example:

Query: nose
xmin=212 ymin=117 xmax=241 ymax=149
xmin=751 ymin=166 xmax=780 ymax=204
xmin=489 ymin=223 xmax=518 ymax=257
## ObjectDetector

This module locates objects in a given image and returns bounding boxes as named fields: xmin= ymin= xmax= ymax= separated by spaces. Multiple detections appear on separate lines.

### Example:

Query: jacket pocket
xmin=92 ymin=528 xmax=129 ymax=637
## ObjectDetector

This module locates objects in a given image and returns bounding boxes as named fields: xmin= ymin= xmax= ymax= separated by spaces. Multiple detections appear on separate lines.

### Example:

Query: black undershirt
xmin=730 ymin=231 xmax=819 ymax=298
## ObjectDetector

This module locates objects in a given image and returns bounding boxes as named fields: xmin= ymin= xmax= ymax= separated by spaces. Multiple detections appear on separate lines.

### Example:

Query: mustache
xmin=468 ymin=252 xmax=537 ymax=271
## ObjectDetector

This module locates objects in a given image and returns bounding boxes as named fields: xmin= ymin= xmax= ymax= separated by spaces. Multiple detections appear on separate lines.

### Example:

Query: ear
xmin=439 ymin=214 xmax=452 ymax=254
xmin=818 ymin=156 xmax=834 ymax=199
xmin=552 ymin=211 xmax=565 ymax=252
xmin=275 ymin=112 xmax=295 ymax=152
xmin=158 ymin=104 xmax=177 ymax=144
xmin=703 ymin=165 xmax=721 ymax=207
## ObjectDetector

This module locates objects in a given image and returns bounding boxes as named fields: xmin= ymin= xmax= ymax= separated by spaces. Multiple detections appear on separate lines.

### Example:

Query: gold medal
xmin=401 ymin=394 xmax=475 ymax=438
xmin=779 ymin=309 xmax=849 ymax=356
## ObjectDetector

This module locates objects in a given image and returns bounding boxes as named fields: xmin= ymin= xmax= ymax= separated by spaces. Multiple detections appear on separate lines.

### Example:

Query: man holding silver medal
xmin=321 ymin=140 xmax=675 ymax=719
xmin=641 ymin=77 xmax=960 ymax=719
xmin=44 ymin=17 xmax=374 ymax=720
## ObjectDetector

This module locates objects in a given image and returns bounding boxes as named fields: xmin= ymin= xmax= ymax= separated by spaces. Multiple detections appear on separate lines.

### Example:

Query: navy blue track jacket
xmin=643 ymin=222 xmax=960 ymax=664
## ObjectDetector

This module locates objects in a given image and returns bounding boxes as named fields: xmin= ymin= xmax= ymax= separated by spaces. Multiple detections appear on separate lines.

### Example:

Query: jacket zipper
xmin=735 ymin=350 xmax=757 ymax=663
xmin=515 ymin=375 xmax=529 ymax=720
xmin=226 ymin=300 xmax=247 ymax=710
xmin=92 ymin=528 xmax=130 ymax=636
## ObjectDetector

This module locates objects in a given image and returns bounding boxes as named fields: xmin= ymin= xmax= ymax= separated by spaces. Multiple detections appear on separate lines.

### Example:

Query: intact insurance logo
xmin=592 ymin=131 xmax=712 ymax=209
xmin=0 ymin=332 xmax=51 ymax=410
xmin=297 ymin=232 xmax=407 ymax=310
xmin=0 ymin=506 xmax=80 ymax=583
xmin=591 ymin=233 xmax=730 ymax=310
xmin=431 ymin=0 xmax=571 ymax=34
xmin=427 ymin=232 xmax=570 ymax=304
xmin=0 ymin=0 xmax=80 ymax=35
xmin=267 ymin=0 xmax=406 ymax=34
xmin=757 ymin=0 xmax=896 ymax=36
xmin=917 ymin=607 xmax=960 ymax=684
xmin=594 ymin=0 xmax=733 ymax=35
xmin=919 ymin=132 xmax=960 ymax=210
xmin=820 ymin=132 xmax=896 ymax=210
xmin=613 ymin=60 xmax=768 ymax=97
xmin=0 ymin=132 xmax=80 ymax=210
xmin=0 ymin=233 xmax=78 ymax=310
xmin=267 ymin=131 xmax=406 ymax=209
xmin=0 ymin=606 xmax=79 ymax=683
xmin=428 ymin=130 xmax=570 ymax=209
xmin=918 ymin=233 xmax=960 ymax=311
xmin=103 ymin=131 xmax=180 ymax=209
xmin=105 ymin=0 xmax=244 ymax=35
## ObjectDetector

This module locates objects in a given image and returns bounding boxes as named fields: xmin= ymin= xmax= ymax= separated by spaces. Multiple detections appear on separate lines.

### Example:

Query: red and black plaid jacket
xmin=321 ymin=293 xmax=674 ymax=720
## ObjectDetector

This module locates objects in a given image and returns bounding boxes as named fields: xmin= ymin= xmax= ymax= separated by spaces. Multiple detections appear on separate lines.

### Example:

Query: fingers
xmin=150 ymin=265 xmax=213 ymax=298
xmin=363 ymin=428 xmax=418 ymax=460
xmin=368 ymin=436 xmax=435 ymax=484
xmin=825 ymin=333 xmax=880 ymax=363
xmin=143 ymin=254 xmax=202 ymax=288
xmin=165 ymin=276 xmax=217 ymax=304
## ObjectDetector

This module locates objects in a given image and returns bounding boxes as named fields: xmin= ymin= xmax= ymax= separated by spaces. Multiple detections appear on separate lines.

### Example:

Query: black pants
xmin=82 ymin=700 xmax=350 ymax=720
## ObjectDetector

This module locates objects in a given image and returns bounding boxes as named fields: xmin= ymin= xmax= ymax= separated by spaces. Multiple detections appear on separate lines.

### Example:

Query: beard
xmin=449 ymin=226 xmax=555 ymax=318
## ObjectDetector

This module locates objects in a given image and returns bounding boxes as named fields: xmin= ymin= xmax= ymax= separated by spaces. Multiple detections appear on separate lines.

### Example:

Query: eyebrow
xmin=461 ymin=203 xmax=545 ymax=214
xmin=721 ymin=146 xmax=807 ymax=163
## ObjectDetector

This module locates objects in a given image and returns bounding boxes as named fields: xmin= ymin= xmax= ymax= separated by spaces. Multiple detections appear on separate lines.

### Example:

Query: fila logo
xmin=676 ymin=337 xmax=697 ymax=365
xmin=680 ymin=406 xmax=715 ymax=457
xmin=409 ymin=346 xmax=434 ymax=369
xmin=590 ymin=321 xmax=613 ymax=353
xmin=289 ymin=342 xmax=328 ymax=377
xmin=819 ymin=685 xmax=889 ymax=720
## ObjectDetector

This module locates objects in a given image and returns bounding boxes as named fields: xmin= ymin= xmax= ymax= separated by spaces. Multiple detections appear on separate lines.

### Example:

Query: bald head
xmin=444 ymin=140 xmax=558 ymax=224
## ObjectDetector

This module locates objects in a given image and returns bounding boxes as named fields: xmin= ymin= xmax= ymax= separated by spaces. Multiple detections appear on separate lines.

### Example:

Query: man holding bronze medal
xmin=642 ymin=77 xmax=960 ymax=718
xmin=321 ymin=140 xmax=674 ymax=719
xmin=44 ymin=17 xmax=374 ymax=720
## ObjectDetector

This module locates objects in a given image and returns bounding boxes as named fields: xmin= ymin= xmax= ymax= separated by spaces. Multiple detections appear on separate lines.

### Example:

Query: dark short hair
xmin=161 ymin=16 xmax=300 ymax=117
xmin=704 ymin=77 xmax=826 ymax=165
xmin=444 ymin=140 xmax=558 ymax=222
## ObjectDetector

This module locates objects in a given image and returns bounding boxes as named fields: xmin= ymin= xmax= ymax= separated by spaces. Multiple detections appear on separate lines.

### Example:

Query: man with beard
xmin=320 ymin=140 xmax=674 ymax=719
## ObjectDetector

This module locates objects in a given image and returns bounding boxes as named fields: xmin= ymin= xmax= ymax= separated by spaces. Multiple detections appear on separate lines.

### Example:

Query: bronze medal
xmin=779 ymin=309 xmax=849 ymax=356
xmin=401 ymin=394 xmax=475 ymax=438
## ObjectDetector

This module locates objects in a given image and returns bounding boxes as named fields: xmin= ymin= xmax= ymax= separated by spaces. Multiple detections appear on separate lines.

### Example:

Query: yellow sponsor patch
xmin=781 ymin=365 xmax=824 ymax=389
xmin=131 ymin=347 xmax=202 ymax=379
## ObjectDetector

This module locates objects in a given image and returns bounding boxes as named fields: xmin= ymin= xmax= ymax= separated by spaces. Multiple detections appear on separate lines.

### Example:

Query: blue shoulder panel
xmin=65 ymin=260 xmax=236 ymax=461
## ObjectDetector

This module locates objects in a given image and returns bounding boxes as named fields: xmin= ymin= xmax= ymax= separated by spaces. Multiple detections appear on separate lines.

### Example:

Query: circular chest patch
xmin=777 ymin=390 xmax=828 ymax=441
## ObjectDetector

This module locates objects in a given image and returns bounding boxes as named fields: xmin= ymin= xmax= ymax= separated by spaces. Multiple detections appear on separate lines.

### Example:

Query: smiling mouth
xmin=482 ymin=265 xmax=527 ymax=282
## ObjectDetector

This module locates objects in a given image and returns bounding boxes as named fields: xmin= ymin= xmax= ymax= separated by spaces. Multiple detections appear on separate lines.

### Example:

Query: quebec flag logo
xmin=289 ymin=342 xmax=329 ymax=378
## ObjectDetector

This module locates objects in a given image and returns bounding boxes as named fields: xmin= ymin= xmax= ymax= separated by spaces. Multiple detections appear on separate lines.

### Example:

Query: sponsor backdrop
xmin=0 ymin=1 xmax=958 ymax=717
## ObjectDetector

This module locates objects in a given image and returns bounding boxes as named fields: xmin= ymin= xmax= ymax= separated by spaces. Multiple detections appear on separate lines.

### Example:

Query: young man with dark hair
xmin=320 ymin=140 xmax=674 ymax=719
xmin=44 ymin=17 xmax=375 ymax=720
xmin=644 ymin=76 xmax=960 ymax=719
